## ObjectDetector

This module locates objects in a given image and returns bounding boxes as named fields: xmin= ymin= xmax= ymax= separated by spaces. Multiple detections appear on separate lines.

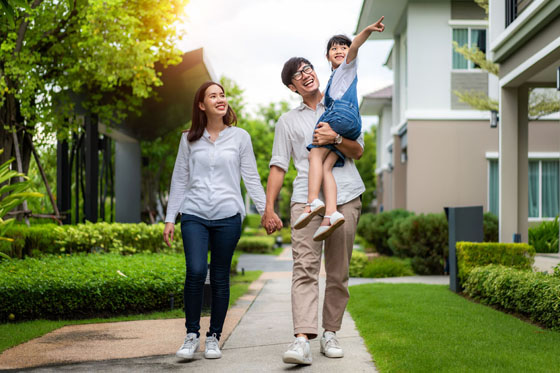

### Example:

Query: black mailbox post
xmin=444 ymin=206 xmax=484 ymax=292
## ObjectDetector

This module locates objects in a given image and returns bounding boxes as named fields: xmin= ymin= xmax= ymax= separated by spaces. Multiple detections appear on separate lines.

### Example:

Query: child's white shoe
xmin=312 ymin=211 xmax=345 ymax=241
xmin=294 ymin=199 xmax=325 ymax=229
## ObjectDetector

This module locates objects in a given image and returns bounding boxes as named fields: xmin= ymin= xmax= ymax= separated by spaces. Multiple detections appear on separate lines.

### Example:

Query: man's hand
xmin=163 ymin=222 xmax=175 ymax=247
xmin=312 ymin=122 xmax=337 ymax=146
xmin=261 ymin=209 xmax=283 ymax=234
xmin=366 ymin=16 xmax=385 ymax=33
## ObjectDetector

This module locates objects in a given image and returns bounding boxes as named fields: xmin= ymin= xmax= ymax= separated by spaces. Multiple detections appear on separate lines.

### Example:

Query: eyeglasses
xmin=292 ymin=64 xmax=314 ymax=81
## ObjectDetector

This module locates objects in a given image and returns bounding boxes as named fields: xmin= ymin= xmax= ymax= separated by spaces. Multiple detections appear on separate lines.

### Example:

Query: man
xmin=261 ymin=57 xmax=365 ymax=365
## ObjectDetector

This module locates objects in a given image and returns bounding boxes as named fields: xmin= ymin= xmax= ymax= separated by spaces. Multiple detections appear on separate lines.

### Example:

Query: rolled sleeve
xmin=356 ymin=132 xmax=365 ymax=149
xmin=269 ymin=116 xmax=291 ymax=172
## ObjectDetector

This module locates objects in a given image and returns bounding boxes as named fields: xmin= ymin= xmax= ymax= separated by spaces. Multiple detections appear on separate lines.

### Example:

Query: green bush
xmin=0 ymin=253 xmax=185 ymax=321
xmin=3 ymin=222 xmax=183 ymax=258
xmin=483 ymin=212 xmax=499 ymax=242
xmin=357 ymin=210 xmax=414 ymax=255
xmin=456 ymin=242 xmax=535 ymax=284
xmin=244 ymin=214 xmax=262 ymax=229
xmin=388 ymin=213 xmax=448 ymax=275
xmin=464 ymin=265 xmax=560 ymax=330
xmin=362 ymin=256 xmax=414 ymax=278
xmin=236 ymin=236 xmax=275 ymax=253
xmin=280 ymin=228 xmax=291 ymax=244
xmin=349 ymin=251 xmax=369 ymax=277
xmin=529 ymin=217 xmax=559 ymax=253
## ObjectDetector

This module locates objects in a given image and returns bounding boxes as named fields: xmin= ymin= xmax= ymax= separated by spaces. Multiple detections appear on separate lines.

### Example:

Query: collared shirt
xmin=328 ymin=56 xmax=358 ymax=100
xmin=269 ymin=101 xmax=365 ymax=205
xmin=165 ymin=126 xmax=266 ymax=222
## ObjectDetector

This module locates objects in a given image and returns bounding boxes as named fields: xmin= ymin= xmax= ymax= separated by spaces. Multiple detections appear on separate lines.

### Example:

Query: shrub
xmin=464 ymin=265 xmax=560 ymax=330
xmin=0 ymin=253 xmax=185 ymax=321
xmin=357 ymin=210 xmax=414 ymax=255
xmin=280 ymin=228 xmax=291 ymax=244
xmin=388 ymin=213 xmax=448 ymax=275
xmin=456 ymin=242 xmax=535 ymax=284
xmin=349 ymin=251 xmax=369 ymax=277
xmin=3 ymin=222 xmax=183 ymax=258
xmin=529 ymin=217 xmax=559 ymax=253
xmin=244 ymin=214 xmax=262 ymax=229
xmin=236 ymin=236 xmax=275 ymax=253
xmin=362 ymin=256 xmax=414 ymax=278
xmin=483 ymin=212 xmax=499 ymax=242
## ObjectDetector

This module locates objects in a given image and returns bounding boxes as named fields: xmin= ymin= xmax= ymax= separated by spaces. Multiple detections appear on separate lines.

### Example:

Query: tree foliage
xmin=355 ymin=125 xmax=376 ymax=212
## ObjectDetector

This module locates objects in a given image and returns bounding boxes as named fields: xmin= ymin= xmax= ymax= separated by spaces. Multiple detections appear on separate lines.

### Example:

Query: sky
xmin=178 ymin=0 xmax=393 ymax=129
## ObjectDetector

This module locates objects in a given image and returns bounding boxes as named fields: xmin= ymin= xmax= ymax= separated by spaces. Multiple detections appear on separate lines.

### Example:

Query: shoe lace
xmin=181 ymin=334 xmax=197 ymax=349
xmin=325 ymin=334 xmax=340 ymax=349
xmin=206 ymin=333 xmax=219 ymax=351
xmin=289 ymin=338 xmax=306 ymax=353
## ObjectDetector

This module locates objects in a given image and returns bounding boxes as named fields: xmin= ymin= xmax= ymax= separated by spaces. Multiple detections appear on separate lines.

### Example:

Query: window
xmin=452 ymin=28 xmax=486 ymax=70
xmin=488 ymin=159 xmax=560 ymax=219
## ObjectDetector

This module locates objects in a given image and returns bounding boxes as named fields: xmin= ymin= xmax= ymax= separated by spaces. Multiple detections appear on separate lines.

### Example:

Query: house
xmin=357 ymin=0 xmax=559 ymax=242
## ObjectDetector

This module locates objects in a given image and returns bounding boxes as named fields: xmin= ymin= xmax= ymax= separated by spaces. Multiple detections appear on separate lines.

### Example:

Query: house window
xmin=488 ymin=159 xmax=559 ymax=219
xmin=452 ymin=28 xmax=486 ymax=70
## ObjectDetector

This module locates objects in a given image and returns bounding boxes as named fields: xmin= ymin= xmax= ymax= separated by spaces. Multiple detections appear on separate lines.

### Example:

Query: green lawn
xmin=0 ymin=270 xmax=261 ymax=354
xmin=348 ymin=283 xmax=560 ymax=373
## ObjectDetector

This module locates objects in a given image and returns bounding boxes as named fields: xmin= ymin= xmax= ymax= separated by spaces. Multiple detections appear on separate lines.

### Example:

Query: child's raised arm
xmin=347 ymin=16 xmax=385 ymax=63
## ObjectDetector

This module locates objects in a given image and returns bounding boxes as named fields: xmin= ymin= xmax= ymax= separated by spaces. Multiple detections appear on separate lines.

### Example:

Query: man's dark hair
xmin=326 ymin=34 xmax=352 ymax=56
xmin=281 ymin=57 xmax=313 ymax=92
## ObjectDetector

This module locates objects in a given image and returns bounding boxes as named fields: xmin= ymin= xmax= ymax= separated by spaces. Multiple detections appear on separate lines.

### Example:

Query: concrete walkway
xmin=0 ymin=247 xmax=450 ymax=372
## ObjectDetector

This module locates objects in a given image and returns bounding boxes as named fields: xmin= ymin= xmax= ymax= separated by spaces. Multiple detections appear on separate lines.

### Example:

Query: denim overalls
xmin=307 ymin=72 xmax=362 ymax=167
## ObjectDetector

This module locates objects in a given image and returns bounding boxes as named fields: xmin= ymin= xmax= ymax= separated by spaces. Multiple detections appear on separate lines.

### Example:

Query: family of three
xmin=162 ymin=17 xmax=384 ymax=365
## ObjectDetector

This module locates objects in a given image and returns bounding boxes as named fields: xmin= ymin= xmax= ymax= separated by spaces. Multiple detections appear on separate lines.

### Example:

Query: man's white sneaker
xmin=320 ymin=331 xmax=344 ymax=358
xmin=204 ymin=333 xmax=222 ymax=359
xmin=282 ymin=336 xmax=312 ymax=365
xmin=294 ymin=199 xmax=325 ymax=229
xmin=176 ymin=333 xmax=199 ymax=359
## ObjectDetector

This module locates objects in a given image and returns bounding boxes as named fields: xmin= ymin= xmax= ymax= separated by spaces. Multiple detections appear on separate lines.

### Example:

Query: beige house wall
xmin=528 ymin=121 xmax=560 ymax=151
xmin=377 ymin=170 xmax=393 ymax=212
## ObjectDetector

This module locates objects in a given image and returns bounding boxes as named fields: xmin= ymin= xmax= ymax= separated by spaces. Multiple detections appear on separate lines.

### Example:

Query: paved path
xmin=534 ymin=253 xmax=560 ymax=274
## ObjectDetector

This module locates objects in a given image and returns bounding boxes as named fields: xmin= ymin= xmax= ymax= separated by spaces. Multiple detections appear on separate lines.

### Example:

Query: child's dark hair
xmin=281 ymin=57 xmax=313 ymax=92
xmin=326 ymin=34 xmax=352 ymax=57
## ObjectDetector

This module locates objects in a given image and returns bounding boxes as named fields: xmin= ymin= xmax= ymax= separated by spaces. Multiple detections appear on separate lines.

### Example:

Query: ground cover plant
xmin=0 ymin=270 xmax=261 ymax=354
xmin=348 ymin=283 xmax=560 ymax=372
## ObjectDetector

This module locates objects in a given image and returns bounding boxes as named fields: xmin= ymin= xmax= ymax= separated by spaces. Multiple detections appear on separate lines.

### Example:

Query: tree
xmin=0 ymin=0 xmax=188 ymax=174
xmin=355 ymin=125 xmax=376 ymax=212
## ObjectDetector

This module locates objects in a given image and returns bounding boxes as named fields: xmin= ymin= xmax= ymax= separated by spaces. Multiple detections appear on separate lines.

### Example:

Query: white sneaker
xmin=176 ymin=333 xmax=199 ymax=359
xmin=320 ymin=331 xmax=344 ymax=358
xmin=294 ymin=199 xmax=325 ymax=229
xmin=313 ymin=211 xmax=345 ymax=241
xmin=282 ymin=336 xmax=312 ymax=365
xmin=204 ymin=333 xmax=222 ymax=359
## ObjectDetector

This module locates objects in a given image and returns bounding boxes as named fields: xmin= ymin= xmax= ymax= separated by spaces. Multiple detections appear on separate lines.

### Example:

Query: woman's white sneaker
xmin=176 ymin=333 xmax=199 ymax=359
xmin=204 ymin=334 xmax=222 ymax=359
xmin=282 ymin=336 xmax=312 ymax=365
xmin=320 ymin=331 xmax=344 ymax=358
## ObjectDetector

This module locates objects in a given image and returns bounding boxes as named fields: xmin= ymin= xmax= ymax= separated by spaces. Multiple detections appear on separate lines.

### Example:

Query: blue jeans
xmin=180 ymin=213 xmax=242 ymax=340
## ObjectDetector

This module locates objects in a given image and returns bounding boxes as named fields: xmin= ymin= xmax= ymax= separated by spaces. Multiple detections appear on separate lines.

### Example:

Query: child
xmin=293 ymin=17 xmax=385 ymax=241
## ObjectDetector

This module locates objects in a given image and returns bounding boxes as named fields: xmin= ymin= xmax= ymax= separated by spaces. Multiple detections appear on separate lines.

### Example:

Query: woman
xmin=163 ymin=81 xmax=266 ymax=360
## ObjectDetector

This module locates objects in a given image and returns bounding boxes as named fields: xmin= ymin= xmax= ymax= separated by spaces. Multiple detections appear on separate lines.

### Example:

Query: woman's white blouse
xmin=165 ymin=126 xmax=266 ymax=222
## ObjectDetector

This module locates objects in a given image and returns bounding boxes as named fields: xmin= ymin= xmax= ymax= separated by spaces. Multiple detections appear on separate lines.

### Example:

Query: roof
xmin=360 ymin=85 xmax=393 ymax=116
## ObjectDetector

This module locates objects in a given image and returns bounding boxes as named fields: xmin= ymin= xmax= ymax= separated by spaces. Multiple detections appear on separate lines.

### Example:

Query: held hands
xmin=163 ymin=222 xmax=175 ymax=247
xmin=313 ymin=122 xmax=337 ymax=146
xmin=366 ymin=16 xmax=385 ymax=33
xmin=261 ymin=209 xmax=283 ymax=235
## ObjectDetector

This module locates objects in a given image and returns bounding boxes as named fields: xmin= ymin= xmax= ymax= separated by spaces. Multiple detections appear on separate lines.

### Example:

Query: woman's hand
xmin=163 ymin=222 xmax=175 ymax=247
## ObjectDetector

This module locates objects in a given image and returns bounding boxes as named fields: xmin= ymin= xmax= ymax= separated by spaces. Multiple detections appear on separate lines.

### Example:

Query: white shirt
xmin=165 ymin=126 xmax=266 ymax=222
xmin=328 ymin=56 xmax=358 ymax=100
xmin=269 ymin=102 xmax=365 ymax=205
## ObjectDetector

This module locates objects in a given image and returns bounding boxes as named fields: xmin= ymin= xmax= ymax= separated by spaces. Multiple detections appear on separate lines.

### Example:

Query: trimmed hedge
xmin=2 ymin=222 xmax=183 ymax=258
xmin=529 ymin=217 xmax=559 ymax=253
xmin=349 ymin=251 xmax=369 ymax=277
xmin=464 ymin=265 xmax=560 ymax=330
xmin=456 ymin=242 xmax=535 ymax=284
xmin=349 ymin=252 xmax=414 ymax=278
xmin=0 ymin=253 xmax=185 ymax=321
xmin=388 ymin=213 xmax=449 ymax=275
xmin=236 ymin=236 xmax=275 ymax=253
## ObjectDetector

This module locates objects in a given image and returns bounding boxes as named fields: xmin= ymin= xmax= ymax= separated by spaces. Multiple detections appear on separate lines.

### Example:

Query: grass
xmin=0 ymin=270 xmax=262 ymax=354
xmin=348 ymin=283 xmax=560 ymax=373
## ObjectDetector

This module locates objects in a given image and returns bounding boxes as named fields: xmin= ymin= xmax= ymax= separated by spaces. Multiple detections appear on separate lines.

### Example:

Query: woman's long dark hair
xmin=186 ymin=81 xmax=237 ymax=142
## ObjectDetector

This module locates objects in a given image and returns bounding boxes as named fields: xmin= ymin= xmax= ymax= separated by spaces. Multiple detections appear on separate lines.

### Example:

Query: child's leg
xmin=305 ymin=147 xmax=331 ymax=213
xmin=320 ymin=151 xmax=339 ymax=226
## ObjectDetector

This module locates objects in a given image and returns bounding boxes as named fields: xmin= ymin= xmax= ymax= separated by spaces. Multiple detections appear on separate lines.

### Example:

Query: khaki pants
xmin=289 ymin=197 xmax=362 ymax=339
